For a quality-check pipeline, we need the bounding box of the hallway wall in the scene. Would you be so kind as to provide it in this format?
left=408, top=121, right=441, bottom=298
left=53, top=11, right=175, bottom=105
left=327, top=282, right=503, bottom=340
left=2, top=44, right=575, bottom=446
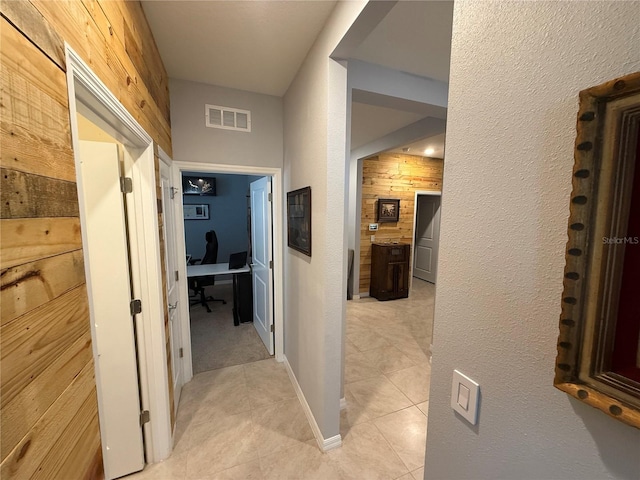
left=283, top=0, right=367, bottom=443
left=170, top=79, right=283, bottom=168
left=0, top=1, right=171, bottom=478
left=425, top=2, right=640, bottom=479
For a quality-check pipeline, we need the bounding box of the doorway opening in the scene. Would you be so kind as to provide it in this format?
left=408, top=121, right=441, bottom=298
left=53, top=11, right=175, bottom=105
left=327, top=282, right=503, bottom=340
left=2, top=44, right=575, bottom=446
left=170, top=161, right=285, bottom=387
left=66, top=46, right=172, bottom=478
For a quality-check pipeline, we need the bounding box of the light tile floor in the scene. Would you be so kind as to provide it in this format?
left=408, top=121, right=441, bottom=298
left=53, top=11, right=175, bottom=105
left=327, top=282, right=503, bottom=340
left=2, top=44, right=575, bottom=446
left=128, top=279, right=434, bottom=480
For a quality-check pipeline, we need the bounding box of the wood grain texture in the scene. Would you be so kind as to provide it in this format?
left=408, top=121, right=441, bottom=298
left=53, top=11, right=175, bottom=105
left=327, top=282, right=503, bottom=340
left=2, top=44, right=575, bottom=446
left=0, top=1, right=66, bottom=69
left=0, top=249, right=85, bottom=326
left=359, top=153, right=443, bottom=294
left=0, top=18, right=75, bottom=182
left=0, top=217, right=82, bottom=269
left=0, top=362, right=97, bottom=479
left=1, top=285, right=89, bottom=409
left=0, top=1, right=173, bottom=475
left=31, top=388, right=100, bottom=480
left=1, top=168, right=79, bottom=219
left=2, top=331, right=92, bottom=462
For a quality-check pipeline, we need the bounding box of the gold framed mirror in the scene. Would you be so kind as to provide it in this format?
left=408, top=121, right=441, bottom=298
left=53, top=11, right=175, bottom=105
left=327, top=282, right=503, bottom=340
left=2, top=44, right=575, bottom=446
left=555, top=71, right=640, bottom=429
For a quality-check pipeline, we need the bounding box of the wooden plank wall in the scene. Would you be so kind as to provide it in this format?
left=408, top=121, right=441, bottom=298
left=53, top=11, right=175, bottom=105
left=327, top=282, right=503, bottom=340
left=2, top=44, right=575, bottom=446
left=359, top=153, right=444, bottom=294
left=0, top=1, right=172, bottom=478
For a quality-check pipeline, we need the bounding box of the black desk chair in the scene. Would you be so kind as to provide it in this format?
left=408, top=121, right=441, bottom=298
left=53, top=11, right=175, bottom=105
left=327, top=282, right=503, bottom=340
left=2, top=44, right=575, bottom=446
left=189, top=230, right=226, bottom=312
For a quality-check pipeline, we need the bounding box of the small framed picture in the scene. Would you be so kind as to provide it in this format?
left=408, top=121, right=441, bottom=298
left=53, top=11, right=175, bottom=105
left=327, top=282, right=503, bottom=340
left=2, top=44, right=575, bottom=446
left=183, top=204, right=209, bottom=220
left=287, top=186, right=311, bottom=256
left=377, top=199, right=400, bottom=223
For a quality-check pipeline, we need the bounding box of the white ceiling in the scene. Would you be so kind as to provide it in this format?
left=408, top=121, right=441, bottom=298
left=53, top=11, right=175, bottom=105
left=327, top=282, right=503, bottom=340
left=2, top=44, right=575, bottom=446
left=352, top=1, right=453, bottom=82
left=350, top=102, right=425, bottom=150
left=142, top=1, right=337, bottom=96
left=388, top=132, right=446, bottom=159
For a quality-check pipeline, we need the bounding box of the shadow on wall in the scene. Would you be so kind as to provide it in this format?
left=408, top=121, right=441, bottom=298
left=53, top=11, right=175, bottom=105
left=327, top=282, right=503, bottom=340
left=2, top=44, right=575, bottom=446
left=569, top=397, right=640, bottom=478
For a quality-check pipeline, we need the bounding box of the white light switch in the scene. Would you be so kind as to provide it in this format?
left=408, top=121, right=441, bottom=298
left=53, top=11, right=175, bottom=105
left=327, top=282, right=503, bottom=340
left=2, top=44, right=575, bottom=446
left=451, top=370, right=479, bottom=425
left=457, top=384, right=470, bottom=410
left=370, top=235, right=376, bottom=242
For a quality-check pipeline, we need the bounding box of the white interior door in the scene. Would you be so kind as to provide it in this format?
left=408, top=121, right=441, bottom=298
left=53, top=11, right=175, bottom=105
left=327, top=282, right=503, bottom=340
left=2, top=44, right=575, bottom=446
left=413, top=195, right=442, bottom=283
left=250, top=177, right=274, bottom=354
left=79, top=140, right=144, bottom=479
left=160, top=158, right=183, bottom=416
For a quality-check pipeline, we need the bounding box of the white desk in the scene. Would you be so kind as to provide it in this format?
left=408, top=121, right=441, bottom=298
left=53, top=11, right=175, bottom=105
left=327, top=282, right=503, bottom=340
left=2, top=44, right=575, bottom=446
left=187, top=263, right=251, bottom=325
left=186, top=262, right=250, bottom=278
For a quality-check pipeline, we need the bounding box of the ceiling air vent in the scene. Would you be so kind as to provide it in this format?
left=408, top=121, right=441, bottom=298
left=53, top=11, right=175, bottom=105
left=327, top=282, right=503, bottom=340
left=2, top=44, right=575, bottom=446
left=205, top=104, right=251, bottom=132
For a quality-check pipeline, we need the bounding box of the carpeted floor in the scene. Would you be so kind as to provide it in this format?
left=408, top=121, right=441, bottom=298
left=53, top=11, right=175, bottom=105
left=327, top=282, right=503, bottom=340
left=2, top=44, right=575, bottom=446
left=189, top=283, right=271, bottom=374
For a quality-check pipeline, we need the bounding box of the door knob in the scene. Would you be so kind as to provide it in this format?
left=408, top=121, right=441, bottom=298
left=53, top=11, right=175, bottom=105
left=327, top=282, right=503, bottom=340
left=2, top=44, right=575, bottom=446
left=168, top=302, right=178, bottom=311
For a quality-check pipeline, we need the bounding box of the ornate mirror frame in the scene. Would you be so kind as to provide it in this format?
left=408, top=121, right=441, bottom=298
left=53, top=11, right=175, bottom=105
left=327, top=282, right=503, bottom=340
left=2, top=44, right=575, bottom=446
left=555, top=72, right=640, bottom=429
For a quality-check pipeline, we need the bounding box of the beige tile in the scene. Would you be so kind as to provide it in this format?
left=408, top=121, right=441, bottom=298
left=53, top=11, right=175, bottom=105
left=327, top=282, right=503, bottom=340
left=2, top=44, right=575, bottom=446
left=386, top=365, right=431, bottom=404
left=251, top=398, right=314, bottom=457
left=185, top=411, right=258, bottom=478
left=416, top=401, right=429, bottom=416
left=345, top=375, right=412, bottom=421
left=345, top=352, right=381, bottom=383
left=127, top=451, right=187, bottom=480
left=328, top=421, right=409, bottom=480
left=194, top=379, right=252, bottom=422
left=345, top=338, right=359, bottom=355
left=260, top=440, right=342, bottom=480
left=340, top=389, right=373, bottom=432
left=361, top=345, right=416, bottom=373
left=373, top=407, right=427, bottom=471
left=396, top=475, right=414, bottom=480
left=347, top=329, right=391, bottom=352
left=209, top=460, right=263, bottom=480
left=190, top=365, right=246, bottom=391
left=411, top=466, right=425, bottom=480
left=244, top=359, right=297, bottom=408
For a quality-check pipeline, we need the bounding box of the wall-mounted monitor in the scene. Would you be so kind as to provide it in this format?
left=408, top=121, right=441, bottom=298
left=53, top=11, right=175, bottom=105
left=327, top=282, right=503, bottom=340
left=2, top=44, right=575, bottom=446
left=182, top=175, right=216, bottom=196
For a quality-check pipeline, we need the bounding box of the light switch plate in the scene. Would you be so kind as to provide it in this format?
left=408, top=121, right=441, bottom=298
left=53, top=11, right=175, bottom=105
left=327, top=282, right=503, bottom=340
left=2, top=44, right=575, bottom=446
left=451, top=370, right=480, bottom=425
left=369, top=223, right=379, bottom=231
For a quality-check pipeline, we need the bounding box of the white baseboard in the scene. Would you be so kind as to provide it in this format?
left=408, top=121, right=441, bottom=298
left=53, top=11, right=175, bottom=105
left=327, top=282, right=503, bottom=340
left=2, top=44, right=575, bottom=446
left=352, top=294, right=361, bottom=300
left=340, top=397, right=347, bottom=410
left=283, top=356, right=342, bottom=452
left=358, top=292, right=369, bottom=298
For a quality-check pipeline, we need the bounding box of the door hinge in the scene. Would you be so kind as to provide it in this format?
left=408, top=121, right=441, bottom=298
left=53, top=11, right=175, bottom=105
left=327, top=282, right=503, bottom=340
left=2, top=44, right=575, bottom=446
left=174, top=270, right=179, bottom=281
left=140, top=410, right=150, bottom=426
left=268, top=192, right=272, bottom=202
left=179, top=347, right=184, bottom=358
left=170, top=186, right=179, bottom=199
left=130, top=299, right=142, bottom=315
left=269, top=260, right=273, bottom=269
left=270, top=324, right=274, bottom=333
left=120, top=177, right=133, bottom=193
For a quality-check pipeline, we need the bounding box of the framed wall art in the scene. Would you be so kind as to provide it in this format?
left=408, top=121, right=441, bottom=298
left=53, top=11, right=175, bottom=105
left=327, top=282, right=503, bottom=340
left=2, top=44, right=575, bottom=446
left=183, top=204, right=209, bottom=220
left=182, top=175, right=216, bottom=196
left=555, top=71, right=640, bottom=428
left=377, top=198, right=400, bottom=223
left=287, top=186, right=311, bottom=256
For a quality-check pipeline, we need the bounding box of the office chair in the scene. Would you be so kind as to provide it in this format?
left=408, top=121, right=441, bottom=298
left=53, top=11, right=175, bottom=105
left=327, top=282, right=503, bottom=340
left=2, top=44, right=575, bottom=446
left=189, top=230, right=227, bottom=312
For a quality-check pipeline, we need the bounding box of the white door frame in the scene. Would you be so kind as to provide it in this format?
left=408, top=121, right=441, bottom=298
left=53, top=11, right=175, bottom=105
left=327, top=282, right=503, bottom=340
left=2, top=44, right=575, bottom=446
left=158, top=148, right=184, bottom=417
left=66, top=45, right=172, bottom=464
left=172, top=161, right=285, bottom=384
left=411, top=190, right=442, bottom=287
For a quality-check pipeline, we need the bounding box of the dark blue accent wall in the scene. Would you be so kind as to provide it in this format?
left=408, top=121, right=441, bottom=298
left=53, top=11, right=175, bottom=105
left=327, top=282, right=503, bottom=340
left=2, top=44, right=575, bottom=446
left=183, top=173, right=264, bottom=265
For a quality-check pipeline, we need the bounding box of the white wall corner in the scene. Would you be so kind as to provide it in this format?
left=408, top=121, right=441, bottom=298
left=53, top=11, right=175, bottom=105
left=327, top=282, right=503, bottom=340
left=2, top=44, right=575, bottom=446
left=283, top=356, right=343, bottom=452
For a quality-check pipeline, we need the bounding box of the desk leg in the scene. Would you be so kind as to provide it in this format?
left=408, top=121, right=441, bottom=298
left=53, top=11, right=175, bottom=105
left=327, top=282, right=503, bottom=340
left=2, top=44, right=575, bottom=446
left=232, top=273, right=240, bottom=326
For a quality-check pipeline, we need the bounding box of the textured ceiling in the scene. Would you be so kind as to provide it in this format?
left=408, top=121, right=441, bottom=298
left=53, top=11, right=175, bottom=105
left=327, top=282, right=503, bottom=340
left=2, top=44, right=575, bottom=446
left=142, top=1, right=337, bottom=96
left=352, top=1, right=453, bottom=82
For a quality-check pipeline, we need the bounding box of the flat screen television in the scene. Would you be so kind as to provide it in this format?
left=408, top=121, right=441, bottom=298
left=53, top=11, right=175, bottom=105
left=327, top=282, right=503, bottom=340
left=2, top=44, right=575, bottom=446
left=182, top=175, right=216, bottom=196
